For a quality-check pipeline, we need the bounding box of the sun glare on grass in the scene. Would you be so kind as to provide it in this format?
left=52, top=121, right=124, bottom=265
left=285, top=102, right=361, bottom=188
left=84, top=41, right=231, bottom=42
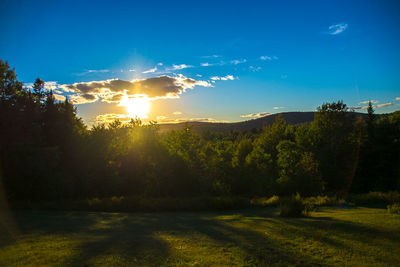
left=120, top=95, right=150, bottom=119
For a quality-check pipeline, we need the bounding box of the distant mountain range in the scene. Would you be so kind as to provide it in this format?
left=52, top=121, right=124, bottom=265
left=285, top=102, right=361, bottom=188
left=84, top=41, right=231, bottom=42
left=158, top=111, right=379, bottom=133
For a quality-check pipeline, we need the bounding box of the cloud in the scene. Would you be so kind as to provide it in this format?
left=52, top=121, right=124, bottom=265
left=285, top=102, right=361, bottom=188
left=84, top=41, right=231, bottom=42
left=231, top=59, right=247, bottom=65
left=129, top=69, right=135, bottom=72
left=249, top=66, right=261, bottom=72
left=25, top=81, right=59, bottom=90
left=273, top=107, right=284, bottom=110
left=376, top=102, right=393, bottom=108
left=54, top=94, right=66, bottom=101
left=201, top=55, right=221, bottom=58
left=142, top=67, right=157, bottom=73
left=210, top=75, right=235, bottom=81
left=156, top=117, right=228, bottom=124
left=360, top=100, right=378, bottom=104
left=351, top=102, right=394, bottom=110
left=260, top=56, right=272, bottom=61
left=260, top=55, right=278, bottom=61
left=201, top=62, right=213, bottom=67
left=88, top=69, right=109, bottom=73
left=170, top=64, right=193, bottom=70
left=328, top=23, right=348, bottom=35
left=240, top=112, right=271, bottom=118
left=173, top=111, right=182, bottom=115
left=59, top=75, right=212, bottom=104
left=95, top=113, right=132, bottom=124
left=75, top=69, right=110, bottom=76
left=396, top=97, right=400, bottom=101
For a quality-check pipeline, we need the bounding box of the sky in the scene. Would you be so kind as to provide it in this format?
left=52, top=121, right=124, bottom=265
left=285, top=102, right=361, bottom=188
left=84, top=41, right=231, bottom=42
left=1, top=0, right=399, bottom=125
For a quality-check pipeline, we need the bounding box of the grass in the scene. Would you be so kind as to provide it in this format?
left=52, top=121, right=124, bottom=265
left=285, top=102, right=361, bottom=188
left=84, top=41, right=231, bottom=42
left=1, top=207, right=399, bottom=266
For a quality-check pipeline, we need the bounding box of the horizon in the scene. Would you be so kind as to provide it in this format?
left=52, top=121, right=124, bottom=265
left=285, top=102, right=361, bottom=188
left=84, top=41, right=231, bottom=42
left=1, top=0, right=399, bottom=126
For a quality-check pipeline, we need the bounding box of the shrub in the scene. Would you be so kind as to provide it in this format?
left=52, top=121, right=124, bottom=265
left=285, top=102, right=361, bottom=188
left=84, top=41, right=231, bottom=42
left=279, top=194, right=307, bottom=217
left=303, top=195, right=345, bottom=207
left=387, top=203, right=400, bottom=214
left=251, top=195, right=280, bottom=207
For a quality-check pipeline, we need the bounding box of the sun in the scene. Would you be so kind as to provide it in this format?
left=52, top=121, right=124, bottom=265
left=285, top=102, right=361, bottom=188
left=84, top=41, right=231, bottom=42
left=120, top=95, right=150, bottom=119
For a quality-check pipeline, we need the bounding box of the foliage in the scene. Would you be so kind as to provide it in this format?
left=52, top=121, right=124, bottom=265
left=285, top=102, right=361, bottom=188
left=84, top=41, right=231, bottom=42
left=279, top=193, right=308, bottom=217
left=387, top=203, right=400, bottom=214
left=251, top=195, right=280, bottom=207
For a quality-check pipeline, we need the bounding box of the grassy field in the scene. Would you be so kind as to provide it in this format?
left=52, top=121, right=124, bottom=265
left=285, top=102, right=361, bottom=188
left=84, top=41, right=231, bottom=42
left=0, top=207, right=399, bottom=266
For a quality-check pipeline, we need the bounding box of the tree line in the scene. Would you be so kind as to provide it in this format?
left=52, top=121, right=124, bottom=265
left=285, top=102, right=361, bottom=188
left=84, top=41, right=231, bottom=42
left=1, top=59, right=399, bottom=202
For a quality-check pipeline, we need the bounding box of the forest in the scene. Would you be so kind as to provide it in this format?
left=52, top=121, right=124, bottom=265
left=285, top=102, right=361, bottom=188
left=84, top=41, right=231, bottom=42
left=1, top=59, right=399, bottom=203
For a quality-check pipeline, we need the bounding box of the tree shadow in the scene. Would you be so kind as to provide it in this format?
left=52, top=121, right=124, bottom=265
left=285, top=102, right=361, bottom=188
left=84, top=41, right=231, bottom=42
left=3, top=208, right=399, bottom=266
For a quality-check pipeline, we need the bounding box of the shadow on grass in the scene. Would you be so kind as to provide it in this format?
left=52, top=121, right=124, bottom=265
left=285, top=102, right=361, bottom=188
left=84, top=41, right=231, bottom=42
left=2, top=208, right=399, bottom=266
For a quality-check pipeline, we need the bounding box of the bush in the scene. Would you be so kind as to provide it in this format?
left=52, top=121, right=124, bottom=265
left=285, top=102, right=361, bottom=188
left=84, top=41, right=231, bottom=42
left=303, top=195, right=345, bottom=207
left=279, top=194, right=308, bottom=217
left=251, top=195, right=280, bottom=207
left=387, top=203, right=400, bottom=214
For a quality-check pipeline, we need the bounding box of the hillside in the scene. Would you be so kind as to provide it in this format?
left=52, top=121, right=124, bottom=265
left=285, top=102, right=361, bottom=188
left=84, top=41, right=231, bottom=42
left=159, top=112, right=314, bottom=133
left=158, top=111, right=378, bottom=133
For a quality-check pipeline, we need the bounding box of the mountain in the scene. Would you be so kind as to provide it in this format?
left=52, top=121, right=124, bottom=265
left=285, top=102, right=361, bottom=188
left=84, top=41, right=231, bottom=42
left=158, top=111, right=379, bottom=133
left=158, top=112, right=315, bottom=133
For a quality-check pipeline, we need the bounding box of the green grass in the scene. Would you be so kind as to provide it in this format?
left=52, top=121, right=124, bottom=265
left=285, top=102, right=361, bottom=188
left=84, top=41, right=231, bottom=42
left=1, top=207, right=399, bottom=266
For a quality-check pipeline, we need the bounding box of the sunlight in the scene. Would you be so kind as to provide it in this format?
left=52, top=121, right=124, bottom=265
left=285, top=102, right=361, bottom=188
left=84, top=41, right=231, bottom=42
left=120, top=95, right=150, bottom=119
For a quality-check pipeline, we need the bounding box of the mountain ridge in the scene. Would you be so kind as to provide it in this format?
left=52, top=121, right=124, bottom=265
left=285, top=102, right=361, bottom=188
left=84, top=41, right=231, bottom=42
left=158, top=111, right=388, bottom=133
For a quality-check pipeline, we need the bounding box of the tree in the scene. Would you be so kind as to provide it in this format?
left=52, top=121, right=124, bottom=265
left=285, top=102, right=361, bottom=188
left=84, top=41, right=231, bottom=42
left=276, top=140, right=323, bottom=196
left=310, top=100, right=360, bottom=195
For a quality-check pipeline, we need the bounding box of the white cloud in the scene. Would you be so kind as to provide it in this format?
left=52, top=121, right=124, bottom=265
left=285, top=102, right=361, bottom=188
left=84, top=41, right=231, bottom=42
left=88, top=69, right=109, bottom=73
left=328, top=23, right=348, bottom=35
left=171, top=64, right=193, bottom=70
left=129, top=69, right=135, bottom=72
left=210, top=75, right=235, bottom=81
left=273, top=107, right=284, bottom=110
left=376, top=102, right=393, bottom=108
left=249, top=66, right=261, bottom=72
left=157, top=62, right=163, bottom=66
left=351, top=102, right=394, bottom=110
left=157, top=117, right=228, bottom=123
left=260, top=55, right=278, bottom=61
left=395, top=97, right=400, bottom=101
left=201, top=62, right=213, bottom=67
left=240, top=112, right=271, bottom=118
left=54, top=94, right=66, bottom=101
left=173, top=111, right=182, bottom=115
left=142, top=67, right=157, bottom=73
left=360, top=100, right=378, bottom=104
left=260, top=56, right=272, bottom=60
left=201, top=55, right=221, bottom=58
left=231, top=59, right=247, bottom=65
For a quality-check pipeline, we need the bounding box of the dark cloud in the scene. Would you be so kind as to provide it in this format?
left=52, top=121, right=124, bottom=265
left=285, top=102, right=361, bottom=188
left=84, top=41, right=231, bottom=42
left=60, top=75, right=211, bottom=104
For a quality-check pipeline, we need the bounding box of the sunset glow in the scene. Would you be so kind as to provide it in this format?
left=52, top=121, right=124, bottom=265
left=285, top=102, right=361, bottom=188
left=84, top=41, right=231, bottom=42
left=120, top=95, right=150, bottom=119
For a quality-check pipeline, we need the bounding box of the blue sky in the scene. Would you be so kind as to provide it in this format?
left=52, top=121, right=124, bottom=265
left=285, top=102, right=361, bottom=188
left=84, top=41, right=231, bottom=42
left=1, top=0, right=399, bottom=125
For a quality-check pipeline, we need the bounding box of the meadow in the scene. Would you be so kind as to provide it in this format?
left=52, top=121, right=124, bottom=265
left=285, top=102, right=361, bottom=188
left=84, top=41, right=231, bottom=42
left=1, top=207, right=399, bottom=266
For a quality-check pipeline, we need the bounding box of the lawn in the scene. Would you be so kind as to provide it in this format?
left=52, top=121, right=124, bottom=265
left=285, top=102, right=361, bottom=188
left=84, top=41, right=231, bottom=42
left=0, top=207, right=399, bottom=266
